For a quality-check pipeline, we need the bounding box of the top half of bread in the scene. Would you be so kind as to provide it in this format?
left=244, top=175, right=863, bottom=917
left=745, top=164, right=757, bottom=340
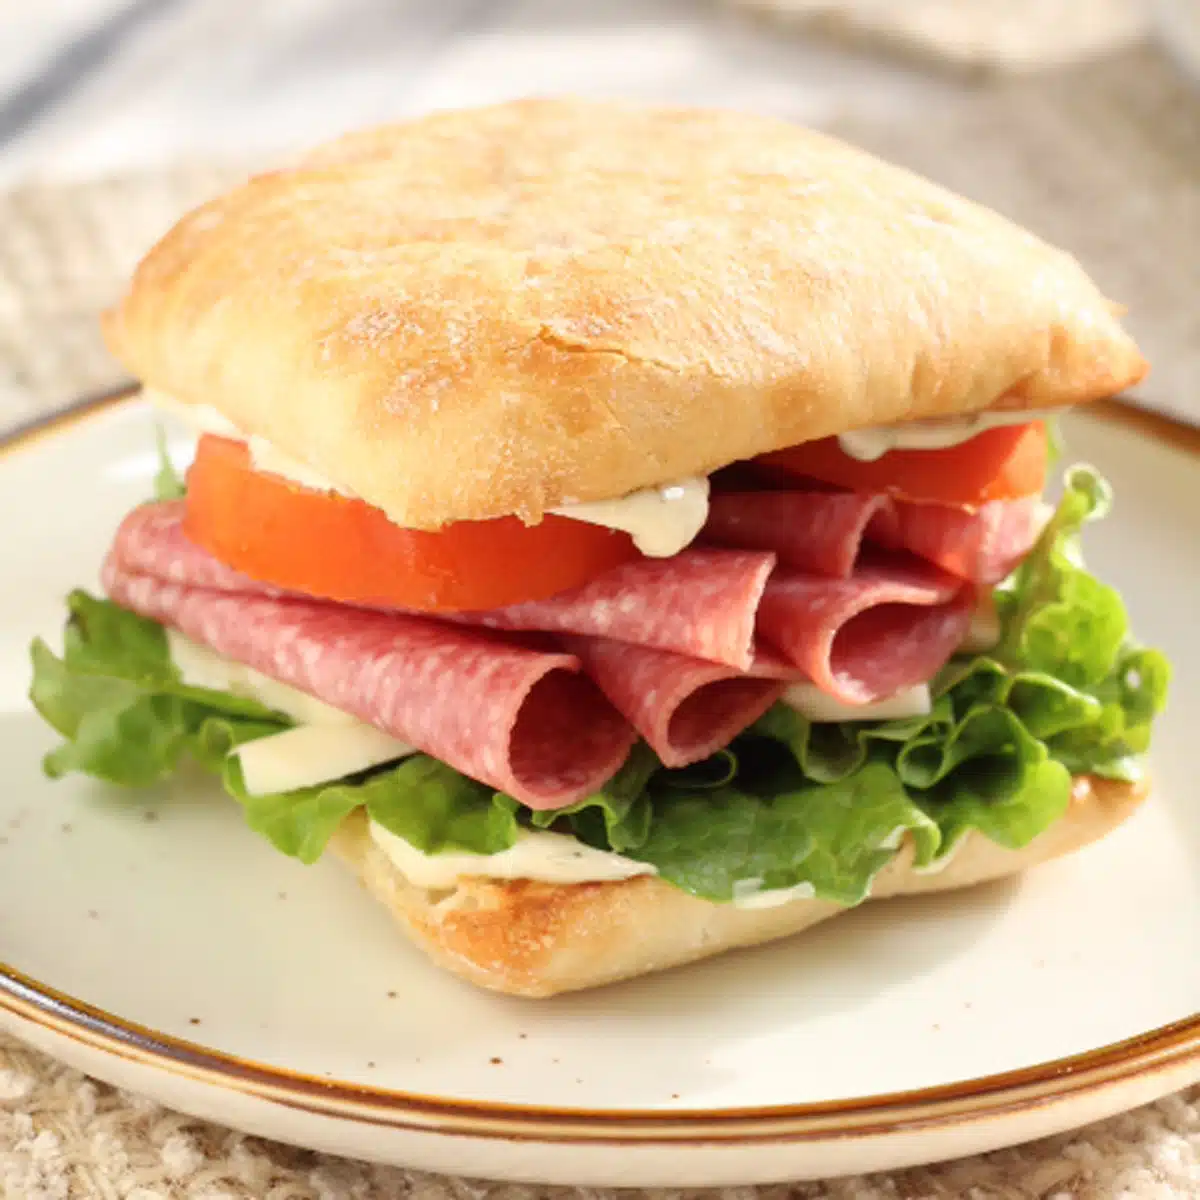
left=103, top=98, right=1147, bottom=530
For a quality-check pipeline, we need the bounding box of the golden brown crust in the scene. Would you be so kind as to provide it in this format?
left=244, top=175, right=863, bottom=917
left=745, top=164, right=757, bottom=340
left=328, top=774, right=1148, bottom=997
left=104, top=99, right=1145, bottom=529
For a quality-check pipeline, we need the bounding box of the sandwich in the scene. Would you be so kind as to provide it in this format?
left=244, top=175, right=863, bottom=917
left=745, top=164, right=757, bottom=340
left=30, top=98, right=1169, bottom=997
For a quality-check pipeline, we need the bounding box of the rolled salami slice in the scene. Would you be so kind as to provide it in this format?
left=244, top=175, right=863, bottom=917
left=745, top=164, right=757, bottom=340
left=706, top=490, right=1044, bottom=585
left=455, top=548, right=774, bottom=670
left=705, top=491, right=889, bottom=577
left=756, top=553, right=973, bottom=704
left=102, top=558, right=636, bottom=810
left=562, top=635, right=786, bottom=768
left=867, top=495, right=1049, bottom=585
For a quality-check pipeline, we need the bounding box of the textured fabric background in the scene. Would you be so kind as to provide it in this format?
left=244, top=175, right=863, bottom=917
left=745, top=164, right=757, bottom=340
left=729, top=0, right=1147, bottom=72
left=2, top=38, right=1199, bottom=1200
left=1, top=1031, right=1199, bottom=1200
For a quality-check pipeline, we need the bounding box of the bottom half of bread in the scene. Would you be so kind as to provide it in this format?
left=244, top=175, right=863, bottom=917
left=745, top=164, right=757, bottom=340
left=328, top=774, right=1147, bottom=997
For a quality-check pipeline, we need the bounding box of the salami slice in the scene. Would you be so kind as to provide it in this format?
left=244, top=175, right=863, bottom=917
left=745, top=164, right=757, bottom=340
left=748, top=645, right=809, bottom=680
left=111, top=501, right=276, bottom=594
left=867, top=496, right=1049, bottom=585
left=705, top=489, right=1044, bottom=585
left=454, top=549, right=774, bottom=670
left=102, top=558, right=636, bottom=810
left=562, top=636, right=786, bottom=768
left=756, top=553, right=973, bottom=704
left=705, top=492, right=889, bottom=577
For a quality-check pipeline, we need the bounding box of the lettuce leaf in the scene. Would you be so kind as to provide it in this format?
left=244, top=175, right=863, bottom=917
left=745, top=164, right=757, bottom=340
left=29, top=464, right=1168, bottom=908
left=526, top=742, right=934, bottom=903
left=30, top=591, right=286, bottom=786
left=225, top=754, right=520, bottom=864
left=633, top=762, right=937, bottom=906
left=751, top=700, right=939, bottom=784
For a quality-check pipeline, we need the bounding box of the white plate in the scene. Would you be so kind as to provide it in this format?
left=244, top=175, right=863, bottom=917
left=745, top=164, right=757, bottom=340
left=1, top=393, right=1198, bottom=1187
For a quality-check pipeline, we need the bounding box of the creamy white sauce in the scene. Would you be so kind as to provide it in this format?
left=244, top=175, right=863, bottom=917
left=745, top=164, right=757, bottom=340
left=549, top=477, right=710, bottom=558
left=782, top=682, right=933, bottom=723
left=149, top=392, right=356, bottom=497
left=368, top=822, right=656, bottom=888
left=837, top=408, right=1059, bottom=462
left=150, top=390, right=708, bottom=557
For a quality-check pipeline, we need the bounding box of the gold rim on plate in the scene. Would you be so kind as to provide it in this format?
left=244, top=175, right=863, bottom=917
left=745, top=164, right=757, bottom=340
left=1, top=387, right=1196, bottom=1144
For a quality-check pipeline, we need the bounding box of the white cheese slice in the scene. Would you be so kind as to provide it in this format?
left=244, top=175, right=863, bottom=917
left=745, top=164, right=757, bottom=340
left=368, top=822, right=656, bottom=888
left=168, top=629, right=358, bottom=726
left=782, top=682, right=933, bottom=723
left=234, top=724, right=416, bottom=796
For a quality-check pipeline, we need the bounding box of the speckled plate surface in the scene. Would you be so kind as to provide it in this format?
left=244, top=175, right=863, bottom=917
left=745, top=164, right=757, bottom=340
left=0, top=393, right=1197, bottom=1186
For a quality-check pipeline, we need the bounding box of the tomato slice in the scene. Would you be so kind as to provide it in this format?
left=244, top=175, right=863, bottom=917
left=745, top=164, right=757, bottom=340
left=758, top=422, right=1048, bottom=507
left=183, top=436, right=641, bottom=611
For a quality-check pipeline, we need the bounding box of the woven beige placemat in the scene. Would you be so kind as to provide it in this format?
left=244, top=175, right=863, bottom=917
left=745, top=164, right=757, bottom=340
left=0, top=163, right=241, bottom=426
left=728, top=0, right=1147, bottom=72
left=2, top=44, right=1199, bottom=1200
